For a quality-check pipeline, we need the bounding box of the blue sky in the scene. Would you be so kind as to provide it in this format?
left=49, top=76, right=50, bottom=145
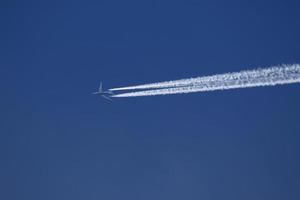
left=1, top=1, right=300, bottom=199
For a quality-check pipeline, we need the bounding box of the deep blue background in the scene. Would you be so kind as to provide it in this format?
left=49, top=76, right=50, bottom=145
left=1, top=0, right=300, bottom=199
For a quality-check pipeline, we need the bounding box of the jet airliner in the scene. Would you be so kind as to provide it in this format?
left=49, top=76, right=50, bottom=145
left=93, top=82, right=113, bottom=101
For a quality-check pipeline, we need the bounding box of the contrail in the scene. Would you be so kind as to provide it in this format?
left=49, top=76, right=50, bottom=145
left=111, top=64, right=300, bottom=97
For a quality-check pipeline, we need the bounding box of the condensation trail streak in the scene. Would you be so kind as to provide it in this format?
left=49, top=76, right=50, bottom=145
left=111, top=64, right=300, bottom=97
left=110, top=64, right=300, bottom=91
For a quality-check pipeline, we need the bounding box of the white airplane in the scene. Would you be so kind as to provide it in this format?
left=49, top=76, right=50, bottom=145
left=93, top=82, right=113, bottom=101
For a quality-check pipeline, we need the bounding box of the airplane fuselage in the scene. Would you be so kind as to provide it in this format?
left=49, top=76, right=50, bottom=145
left=93, top=91, right=113, bottom=95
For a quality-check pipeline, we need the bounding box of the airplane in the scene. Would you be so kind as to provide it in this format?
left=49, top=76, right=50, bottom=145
left=93, top=82, right=114, bottom=101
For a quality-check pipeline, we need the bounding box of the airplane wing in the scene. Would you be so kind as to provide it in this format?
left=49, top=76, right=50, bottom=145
left=102, top=95, right=113, bottom=101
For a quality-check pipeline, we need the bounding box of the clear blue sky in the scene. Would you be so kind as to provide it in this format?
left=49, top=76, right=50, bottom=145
left=1, top=0, right=300, bottom=199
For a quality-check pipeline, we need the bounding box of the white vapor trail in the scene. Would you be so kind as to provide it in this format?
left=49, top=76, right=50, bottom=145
left=111, top=64, right=300, bottom=97
left=111, top=64, right=300, bottom=91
